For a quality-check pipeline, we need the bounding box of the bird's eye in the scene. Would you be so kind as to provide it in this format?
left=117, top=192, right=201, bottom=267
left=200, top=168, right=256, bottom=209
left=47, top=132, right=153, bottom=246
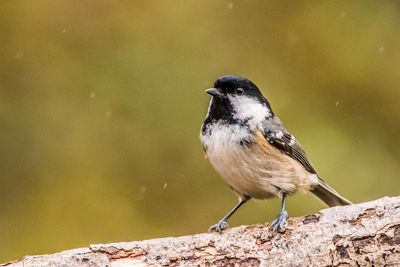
left=235, top=88, right=244, bottom=95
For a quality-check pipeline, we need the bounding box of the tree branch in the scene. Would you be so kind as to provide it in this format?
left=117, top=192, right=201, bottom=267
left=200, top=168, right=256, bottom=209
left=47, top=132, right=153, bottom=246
left=2, top=197, right=400, bottom=266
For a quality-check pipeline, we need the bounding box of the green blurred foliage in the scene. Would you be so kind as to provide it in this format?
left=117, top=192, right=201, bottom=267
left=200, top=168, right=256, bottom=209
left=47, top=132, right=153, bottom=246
left=1, top=0, right=400, bottom=262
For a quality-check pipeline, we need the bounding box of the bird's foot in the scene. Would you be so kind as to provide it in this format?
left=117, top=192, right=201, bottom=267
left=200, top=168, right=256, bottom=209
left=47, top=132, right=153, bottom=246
left=271, top=210, right=288, bottom=231
left=208, top=220, right=229, bottom=233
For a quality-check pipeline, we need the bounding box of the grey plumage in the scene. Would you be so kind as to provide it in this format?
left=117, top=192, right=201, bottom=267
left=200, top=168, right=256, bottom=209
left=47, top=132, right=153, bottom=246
left=311, top=180, right=352, bottom=206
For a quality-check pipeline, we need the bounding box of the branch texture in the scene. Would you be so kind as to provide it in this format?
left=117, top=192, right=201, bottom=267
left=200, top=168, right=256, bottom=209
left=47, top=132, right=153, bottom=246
left=2, top=197, right=400, bottom=266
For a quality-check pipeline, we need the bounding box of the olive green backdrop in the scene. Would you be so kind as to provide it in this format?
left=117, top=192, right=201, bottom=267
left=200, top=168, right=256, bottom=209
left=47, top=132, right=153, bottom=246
left=1, top=0, right=400, bottom=262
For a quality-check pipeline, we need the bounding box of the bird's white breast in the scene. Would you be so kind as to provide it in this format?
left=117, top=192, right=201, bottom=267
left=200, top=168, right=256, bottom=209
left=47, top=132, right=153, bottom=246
left=201, top=122, right=317, bottom=199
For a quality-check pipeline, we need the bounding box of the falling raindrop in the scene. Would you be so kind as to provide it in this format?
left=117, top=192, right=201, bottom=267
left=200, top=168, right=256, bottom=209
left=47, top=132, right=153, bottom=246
left=15, top=51, right=24, bottom=59
left=105, top=110, right=112, bottom=118
left=137, top=186, right=147, bottom=201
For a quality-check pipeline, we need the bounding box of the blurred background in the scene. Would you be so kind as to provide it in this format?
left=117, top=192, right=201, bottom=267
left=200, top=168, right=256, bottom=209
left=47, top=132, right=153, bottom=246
left=1, top=0, right=400, bottom=262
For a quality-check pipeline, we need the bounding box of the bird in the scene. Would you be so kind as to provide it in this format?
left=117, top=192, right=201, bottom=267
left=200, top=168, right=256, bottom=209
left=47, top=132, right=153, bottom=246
left=200, top=75, right=352, bottom=232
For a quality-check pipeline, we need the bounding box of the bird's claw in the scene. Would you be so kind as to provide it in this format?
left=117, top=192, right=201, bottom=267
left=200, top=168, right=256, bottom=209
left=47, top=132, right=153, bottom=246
left=208, top=220, right=229, bottom=233
left=271, top=210, right=288, bottom=231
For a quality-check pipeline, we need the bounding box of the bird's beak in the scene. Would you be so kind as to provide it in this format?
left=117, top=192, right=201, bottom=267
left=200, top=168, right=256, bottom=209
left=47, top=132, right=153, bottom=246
left=205, top=88, right=225, bottom=98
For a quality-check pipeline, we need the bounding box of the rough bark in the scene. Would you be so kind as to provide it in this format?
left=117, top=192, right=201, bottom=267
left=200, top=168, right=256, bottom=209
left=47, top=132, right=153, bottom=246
left=2, top=196, right=400, bottom=266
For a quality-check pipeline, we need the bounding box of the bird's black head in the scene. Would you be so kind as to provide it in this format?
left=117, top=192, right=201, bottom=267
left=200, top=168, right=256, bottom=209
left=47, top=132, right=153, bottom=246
left=206, top=75, right=266, bottom=103
left=203, top=75, right=274, bottom=125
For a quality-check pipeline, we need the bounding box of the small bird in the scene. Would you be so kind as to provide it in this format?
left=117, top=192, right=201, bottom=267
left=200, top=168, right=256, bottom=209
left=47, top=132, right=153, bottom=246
left=200, top=75, right=352, bottom=232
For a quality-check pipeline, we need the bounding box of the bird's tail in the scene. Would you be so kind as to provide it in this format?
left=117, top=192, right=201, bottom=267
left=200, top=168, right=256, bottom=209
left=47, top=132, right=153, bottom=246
left=310, top=178, right=352, bottom=207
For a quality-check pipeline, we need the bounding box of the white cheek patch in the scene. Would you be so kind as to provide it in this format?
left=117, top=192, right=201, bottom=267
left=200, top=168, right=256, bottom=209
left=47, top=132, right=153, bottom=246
left=228, top=95, right=271, bottom=129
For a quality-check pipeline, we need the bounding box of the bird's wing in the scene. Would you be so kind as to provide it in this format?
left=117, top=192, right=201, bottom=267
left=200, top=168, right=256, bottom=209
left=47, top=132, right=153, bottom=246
left=262, top=118, right=317, bottom=174
left=262, top=117, right=353, bottom=206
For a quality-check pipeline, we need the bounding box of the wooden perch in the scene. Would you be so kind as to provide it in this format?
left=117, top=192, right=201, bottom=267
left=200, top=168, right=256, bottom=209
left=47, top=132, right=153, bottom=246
left=2, top=196, right=400, bottom=266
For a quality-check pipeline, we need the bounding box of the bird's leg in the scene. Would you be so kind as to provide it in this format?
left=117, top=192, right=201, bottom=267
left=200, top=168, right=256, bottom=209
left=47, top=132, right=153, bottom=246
left=209, top=196, right=250, bottom=233
left=271, top=193, right=288, bottom=231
